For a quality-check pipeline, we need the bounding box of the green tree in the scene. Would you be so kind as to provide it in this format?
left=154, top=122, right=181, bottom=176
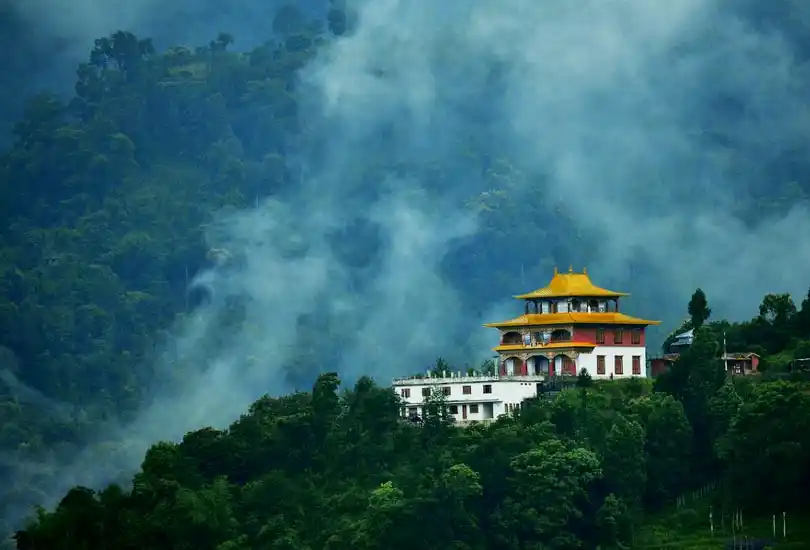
left=430, top=356, right=452, bottom=376
left=707, top=378, right=742, bottom=443
left=718, top=381, right=810, bottom=512
left=497, top=439, right=602, bottom=548
left=756, top=293, right=798, bottom=353
left=422, top=386, right=455, bottom=440
left=601, top=414, right=647, bottom=509
left=795, top=287, right=810, bottom=337
left=346, top=481, right=407, bottom=550
left=479, top=358, right=496, bottom=375
left=310, top=372, right=341, bottom=441
left=595, top=493, right=631, bottom=548
left=629, top=393, right=692, bottom=507
left=688, top=288, right=711, bottom=330
left=657, top=328, right=724, bottom=479
left=429, top=464, right=485, bottom=549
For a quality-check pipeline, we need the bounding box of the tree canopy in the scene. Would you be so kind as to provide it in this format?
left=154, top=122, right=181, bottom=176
left=13, top=364, right=810, bottom=549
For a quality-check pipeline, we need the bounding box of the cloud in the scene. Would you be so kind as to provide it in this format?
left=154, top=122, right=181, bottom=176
left=6, top=0, right=810, bottom=529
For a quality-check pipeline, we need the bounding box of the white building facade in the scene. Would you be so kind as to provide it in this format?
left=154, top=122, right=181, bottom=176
left=501, top=341, right=649, bottom=380
left=393, top=373, right=542, bottom=425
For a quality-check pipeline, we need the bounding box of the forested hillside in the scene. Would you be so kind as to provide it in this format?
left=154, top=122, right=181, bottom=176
left=5, top=0, right=810, bottom=546
left=0, top=5, right=335, bottom=531
left=13, top=305, right=810, bottom=549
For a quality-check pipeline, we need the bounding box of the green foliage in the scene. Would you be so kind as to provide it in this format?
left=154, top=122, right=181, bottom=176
left=13, top=356, right=810, bottom=549
left=0, top=2, right=329, bottom=528
left=688, top=288, right=711, bottom=330
left=717, top=381, right=810, bottom=512
left=9, top=374, right=617, bottom=549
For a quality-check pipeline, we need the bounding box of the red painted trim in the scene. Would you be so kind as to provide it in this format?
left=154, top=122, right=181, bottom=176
left=573, top=326, right=647, bottom=346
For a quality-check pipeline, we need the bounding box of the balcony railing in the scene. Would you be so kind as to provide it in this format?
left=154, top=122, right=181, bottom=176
left=393, top=372, right=546, bottom=385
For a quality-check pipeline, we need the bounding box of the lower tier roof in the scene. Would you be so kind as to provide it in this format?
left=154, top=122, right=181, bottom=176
left=484, top=312, right=660, bottom=329
left=494, top=341, right=596, bottom=352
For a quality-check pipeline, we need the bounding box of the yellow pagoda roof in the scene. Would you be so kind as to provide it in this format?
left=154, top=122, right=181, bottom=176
left=484, top=312, right=661, bottom=329
left=514, top=267, right=629, bottom=299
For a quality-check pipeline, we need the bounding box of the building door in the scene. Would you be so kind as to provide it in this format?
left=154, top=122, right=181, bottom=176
left=564, top=355, right=576, bottom=375
left=555, top=354, right=576, bottom=375
left=462, top=405, right=468, bottom=420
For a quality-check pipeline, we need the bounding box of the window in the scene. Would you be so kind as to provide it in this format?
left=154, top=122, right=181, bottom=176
left=597, top=355, right=606, bottom=375
left=421, top=387, right=431, bottom=397
left=442, top=386, right=451, bottom=396
left=632, top=355, right=641, bottom=375
left=400, top=388, right=411, bottom=398
left=631, top=329, right=641, bottom=345
left=449, top=405, right=458, bottom=414
left=408, top=407, right=417, bottom=415
left=614, top=355, right=624, bottom=375
left=483, top=384, right=492, bottom=394
left=462, top=385, right=472, bottom=395
left=613, top=329, right=623, bottom=345
left=596, top=328, right=605, bottom=344
left=469, top=404, right=479, bottom=414
left=551, top=329, right=572, bottom=342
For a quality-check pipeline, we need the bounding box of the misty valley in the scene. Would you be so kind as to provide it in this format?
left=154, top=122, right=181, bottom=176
left=3, top=0, right=810, bottom=549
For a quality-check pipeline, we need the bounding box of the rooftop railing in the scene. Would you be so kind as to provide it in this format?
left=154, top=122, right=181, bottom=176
left=392, top=371, right=546, bottom=385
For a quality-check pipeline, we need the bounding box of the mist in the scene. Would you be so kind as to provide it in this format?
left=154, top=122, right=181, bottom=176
left=5, top=0, right=810, bottom=530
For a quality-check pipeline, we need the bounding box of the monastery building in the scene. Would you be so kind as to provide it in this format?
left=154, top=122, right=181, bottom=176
left=393, top=266, right=660, bottom=424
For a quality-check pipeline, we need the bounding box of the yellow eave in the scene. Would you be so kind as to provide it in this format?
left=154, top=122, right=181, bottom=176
left=484, top=312, right=662, bottom=329
left=514, top=289, right=630, bottom=299
left=494, top=341, right=597, bottom=352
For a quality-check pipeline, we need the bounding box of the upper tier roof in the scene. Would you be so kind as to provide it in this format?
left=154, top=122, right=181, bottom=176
left=484, top=312, right=661, bottom=329
left=514, top=267, right=629, bottom=299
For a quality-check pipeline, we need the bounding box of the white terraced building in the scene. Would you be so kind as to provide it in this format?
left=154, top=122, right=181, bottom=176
left=392, top=267, right=660, bottom=423
left=393, top=371, right=542, bottom=424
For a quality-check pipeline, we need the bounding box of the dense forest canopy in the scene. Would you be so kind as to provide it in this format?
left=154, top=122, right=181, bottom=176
left=13, top=333, right=810, bottom=549
left=3, top=0, right=810, bottom=545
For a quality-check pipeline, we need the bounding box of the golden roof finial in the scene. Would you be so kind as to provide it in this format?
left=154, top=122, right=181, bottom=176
left=583, top=266, right=588, bottom=274
left=568, top=264, right=573, bottom=273
left=553, top=266, right=558, bottom=275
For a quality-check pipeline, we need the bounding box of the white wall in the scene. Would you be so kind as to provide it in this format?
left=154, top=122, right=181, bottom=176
left=576, top=345, right=647, bottom=379
left=395, top=377, right=539, bottom=422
